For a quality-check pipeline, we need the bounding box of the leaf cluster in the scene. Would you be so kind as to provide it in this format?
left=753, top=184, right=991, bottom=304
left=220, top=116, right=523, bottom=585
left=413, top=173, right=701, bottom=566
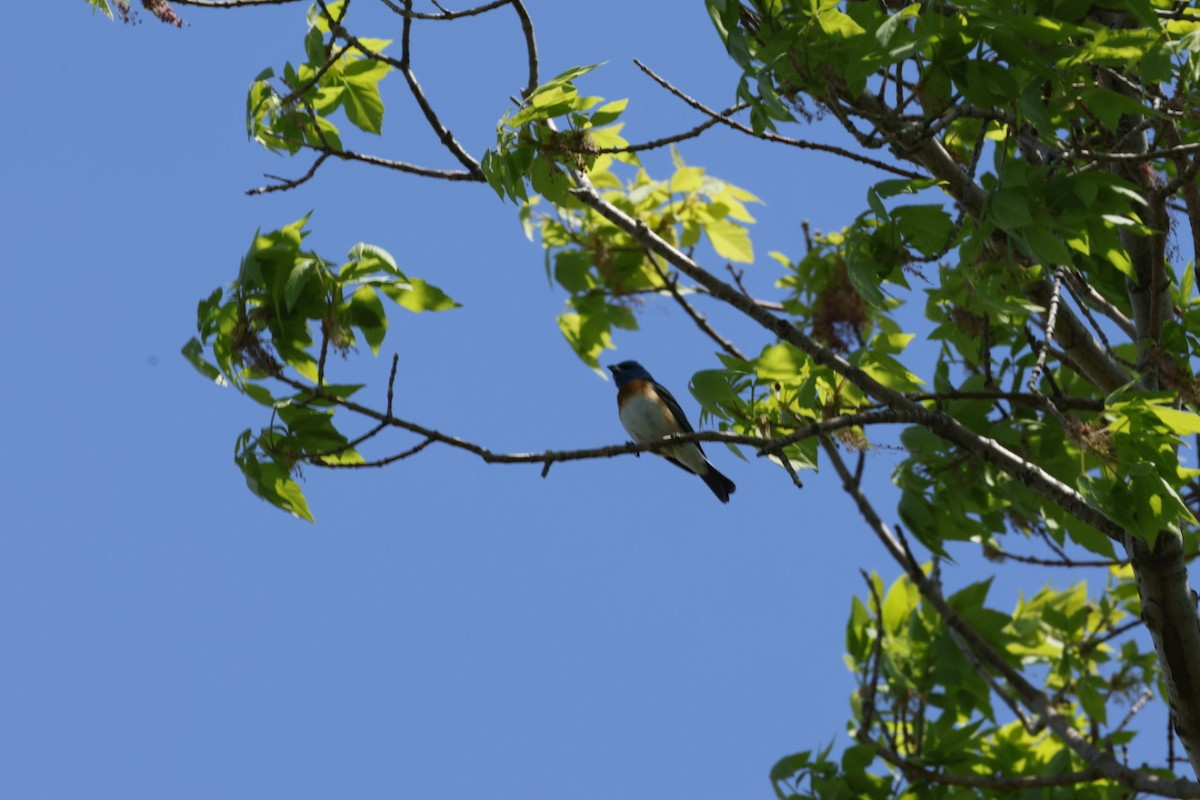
left=183, top=215, right=456, bottom=520
left=247, top=2, right=391, bottom=155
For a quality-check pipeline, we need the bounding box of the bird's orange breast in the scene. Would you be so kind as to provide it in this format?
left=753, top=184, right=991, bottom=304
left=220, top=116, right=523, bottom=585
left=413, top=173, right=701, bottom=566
left=616, top=378, right=656, bottom=408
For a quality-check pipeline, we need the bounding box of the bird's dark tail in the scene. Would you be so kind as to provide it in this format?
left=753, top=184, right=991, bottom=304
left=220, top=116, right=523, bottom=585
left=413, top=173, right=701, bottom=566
left=701, top=466, right=736, bottom=503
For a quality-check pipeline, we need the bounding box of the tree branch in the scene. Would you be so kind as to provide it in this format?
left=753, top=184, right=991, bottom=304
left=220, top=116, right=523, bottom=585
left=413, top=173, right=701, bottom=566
left=268, top=367, right=911, bottom=476
left=645, top=251, right=747, bottom=361
left=867, top=734, right=1102, bottom=792
left=378, top=0, right=511, bottom=20
left=170, top=0, right=302, bottom=6
left=631, top=60, right=927, bottom=181
left=305, top=143, right=481, bottom=180
left=326, top=3, right=484, bottom=178
left=247, top=152, right=330, bottom=195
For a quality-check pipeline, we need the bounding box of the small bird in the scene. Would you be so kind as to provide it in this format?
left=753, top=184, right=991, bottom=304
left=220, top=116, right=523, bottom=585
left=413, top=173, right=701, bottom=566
left=607, top=360, right=736, bottom=503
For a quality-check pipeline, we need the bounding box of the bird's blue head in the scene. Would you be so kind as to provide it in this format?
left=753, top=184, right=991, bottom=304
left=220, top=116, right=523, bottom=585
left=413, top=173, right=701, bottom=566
left=607, top=360, right=654, bottom=387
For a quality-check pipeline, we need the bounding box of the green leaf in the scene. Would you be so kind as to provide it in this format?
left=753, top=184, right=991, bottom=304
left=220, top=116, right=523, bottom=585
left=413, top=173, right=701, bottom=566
left=1079, top=86, right=1151, bottom=131
left=554, top=250, right=592, bottom=293
left=307, top=0, right=345, bottom=32
left=756, top=343, right=810, bottom=384
left=987, top=188, right=1033, bottom=230
left=689, top=369, right=745, bottom=419
left=769, top=752, right=812, bottom=785
left=893, top=204, right=953, bottom=256
left=881, top=576, right=918, bottom=633
left=181, top=337, right=223, bottom=384
left=380, top=278, right=459, bottom=312
left=348, top=285, right=387, bottom=355
left=1144, top=405, right=1200, bottom=435
left=557, top=295, right=636, bottom=369
left=339, top=59, right=390, bottom=134
left=589, top=98, right=628, bottom=127
left=817, top=7, right=866, bottom=38
left=703, top=216, right=753, bottom=263
left=268, top=469, right=315, bottom=522
left=874, top=5, right=919, bottom=47
left=284, top=259, right=318, bottom=311
left=241, top=383, right=277, bottom=407
left=304, top=25, right=327, bottom=67
left=344, top=242, right=404, bottom=279
left=87, top=0, right=114, bottom=20
left=872, top=177, right=939, bottom=199
left=238, top=451, right=315, bottom=523
left=1023, top=225, right=1073, bottom=266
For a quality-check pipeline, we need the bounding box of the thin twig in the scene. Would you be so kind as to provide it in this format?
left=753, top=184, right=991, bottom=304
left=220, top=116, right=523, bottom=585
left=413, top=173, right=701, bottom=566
left=591, top=113, right=730, bottom=155
left=1112, top=689, right=1154, bottom=735
left=331, top=4, right=484, bottom=178
left=171, top=0, right=301, bottom=6
left=631, top=60, right=926, bottom=180
left=646, top=251, right=747, bottom=361
left=314, top=437, right=435, bottom=468
left=247, top=152, right=331, bottom=195
left=1084, top=617, right=1145, bottom=651
left=377, top=0, right=510, bottom=19
left=303, top=143, right=480, bottom=180
left=992, top=549, right=1122, bottom=568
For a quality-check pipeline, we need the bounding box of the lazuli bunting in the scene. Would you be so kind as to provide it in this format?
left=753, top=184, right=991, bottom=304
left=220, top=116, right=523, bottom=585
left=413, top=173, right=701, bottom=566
left=608, top=360, right=736, bottom=503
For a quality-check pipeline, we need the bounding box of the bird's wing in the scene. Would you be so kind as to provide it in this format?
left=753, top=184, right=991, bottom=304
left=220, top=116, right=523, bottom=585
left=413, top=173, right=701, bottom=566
left=651, top=381, right=699, bottom=437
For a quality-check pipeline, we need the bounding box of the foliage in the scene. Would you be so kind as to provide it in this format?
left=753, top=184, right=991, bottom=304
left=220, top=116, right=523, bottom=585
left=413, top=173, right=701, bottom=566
left=182, top=215, right=456, bottom=521
left=96, top=0, right=1200, bottom=796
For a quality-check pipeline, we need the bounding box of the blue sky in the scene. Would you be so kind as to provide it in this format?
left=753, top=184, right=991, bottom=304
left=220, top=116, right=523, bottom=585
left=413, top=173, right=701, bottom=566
left=0, top=2, right=1167, bottom=799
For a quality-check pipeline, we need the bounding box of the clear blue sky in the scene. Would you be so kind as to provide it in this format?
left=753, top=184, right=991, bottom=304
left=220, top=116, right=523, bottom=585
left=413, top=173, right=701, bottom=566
left=0, top=2, right=1165, bottom=799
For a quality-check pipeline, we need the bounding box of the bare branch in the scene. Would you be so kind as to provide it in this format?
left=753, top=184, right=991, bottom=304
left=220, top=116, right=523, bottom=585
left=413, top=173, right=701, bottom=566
left=591, top=112, right=729, bottom=155
left=509, top=0, right=538, bottom=100
left=631, top=60, right=927, bottom=181
left=990, top=549, right=1122, bottom=569
left=171, top=0, right=302, bottom=6
left=378, top=0, right=511, bottom=20
left=646, top=251, right=747, bottom=361
left=270, top=369, right=911, bottom=471
left=375, top=0, right=538, bottom=101
left=326, top=3, right=484, bottom=178
left=303, top=143, right=481, bottom=180
left=1072, top=141, right=1200, bottom=163
left=247, top=152, right=331, bottom=195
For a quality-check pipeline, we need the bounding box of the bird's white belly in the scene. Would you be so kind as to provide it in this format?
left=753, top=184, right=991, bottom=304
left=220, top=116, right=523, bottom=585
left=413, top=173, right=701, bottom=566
left=619, top=395, right=707, bottom=473
left=619, top=394, right=674, bottom=441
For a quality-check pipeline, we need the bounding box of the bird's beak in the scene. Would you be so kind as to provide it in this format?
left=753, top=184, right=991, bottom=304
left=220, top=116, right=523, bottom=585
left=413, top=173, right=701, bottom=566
left=606, top=364, right=618, bottom=375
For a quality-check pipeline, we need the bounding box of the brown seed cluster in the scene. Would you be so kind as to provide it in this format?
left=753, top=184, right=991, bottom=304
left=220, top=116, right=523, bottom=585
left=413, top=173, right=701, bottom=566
left=812, top=260, right=868, bottom=351
left=113, top=0, right=185, bottom=27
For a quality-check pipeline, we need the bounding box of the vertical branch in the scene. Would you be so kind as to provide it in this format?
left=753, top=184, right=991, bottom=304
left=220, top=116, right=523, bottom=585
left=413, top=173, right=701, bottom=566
left=510, top=0, right=538, bottom=99
left=856, top=569, right=887, bottom=744
left=389, top=0, right=485, bottom=177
